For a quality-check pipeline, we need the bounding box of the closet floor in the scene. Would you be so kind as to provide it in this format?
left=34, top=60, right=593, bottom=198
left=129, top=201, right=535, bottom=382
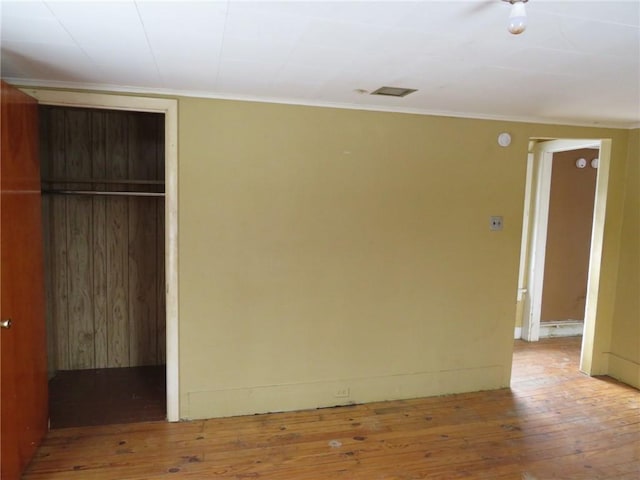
left=49, top=365, right=166, bottom=429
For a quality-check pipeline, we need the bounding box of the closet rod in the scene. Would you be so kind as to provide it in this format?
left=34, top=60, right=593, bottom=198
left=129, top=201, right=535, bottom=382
left=42, top=190, right=165, bottom=198
left=42, top=178, right=165, bottom=185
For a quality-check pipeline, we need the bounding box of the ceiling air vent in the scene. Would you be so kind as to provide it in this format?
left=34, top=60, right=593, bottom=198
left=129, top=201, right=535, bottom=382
left=370, top=86, right=417, bottom=98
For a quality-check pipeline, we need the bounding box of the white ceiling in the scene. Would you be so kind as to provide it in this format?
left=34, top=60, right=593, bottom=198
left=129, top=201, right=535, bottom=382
left=1, top=0, right=639, bottom=127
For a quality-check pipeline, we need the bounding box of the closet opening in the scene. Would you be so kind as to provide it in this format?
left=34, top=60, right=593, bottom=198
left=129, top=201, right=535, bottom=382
left=40, top=105, right=166, bottom=428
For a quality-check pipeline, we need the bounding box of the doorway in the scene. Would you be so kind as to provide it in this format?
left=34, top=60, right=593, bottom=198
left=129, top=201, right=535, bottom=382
left=24, top=88, right=180, bottom=422
left=40, top=105, right=166, bottom=428
left=539, top=147, right=599, bottom=338
left=515, top=138, right=612, bottom=376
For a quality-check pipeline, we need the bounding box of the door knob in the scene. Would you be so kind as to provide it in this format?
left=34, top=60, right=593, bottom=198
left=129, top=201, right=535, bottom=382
left=1, top=318, right=12, bottom=329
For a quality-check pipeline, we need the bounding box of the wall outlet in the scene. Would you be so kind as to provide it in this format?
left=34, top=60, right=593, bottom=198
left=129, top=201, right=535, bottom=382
left=335, top=387, right=350, bottom=398
left=490, top=216, right=503, bottom=231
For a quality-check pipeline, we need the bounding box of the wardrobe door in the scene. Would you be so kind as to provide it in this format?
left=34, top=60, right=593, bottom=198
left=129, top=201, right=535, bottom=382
left=0, top=82, right=48, bottom=480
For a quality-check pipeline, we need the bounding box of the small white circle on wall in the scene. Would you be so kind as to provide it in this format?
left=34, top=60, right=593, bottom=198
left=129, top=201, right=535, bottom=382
left=576, top=158, right=587, bottom=169
left=497, top=133, right=511, bottom=147
left=591, top=158, right=599, bottom=169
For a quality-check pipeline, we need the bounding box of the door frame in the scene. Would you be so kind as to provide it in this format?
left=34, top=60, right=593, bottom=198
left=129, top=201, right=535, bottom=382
left=519, top=138, right=611, bottom=376
left=22, top=88, right=180, bottom=421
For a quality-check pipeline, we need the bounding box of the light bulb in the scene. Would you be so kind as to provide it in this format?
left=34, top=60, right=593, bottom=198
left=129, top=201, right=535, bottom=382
left=508, top=1, right=527, bottom=35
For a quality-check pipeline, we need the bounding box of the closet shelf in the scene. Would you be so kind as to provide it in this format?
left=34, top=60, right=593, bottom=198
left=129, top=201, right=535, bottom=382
left=41, top=179, right=165, bottom=197
left=42, top=189, right=165, bottom=198
left=42, top=178, right=164, bottom=185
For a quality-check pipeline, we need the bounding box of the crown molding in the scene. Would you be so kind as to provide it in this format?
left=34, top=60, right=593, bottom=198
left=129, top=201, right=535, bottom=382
left=5, top=77, right=639, bottom=130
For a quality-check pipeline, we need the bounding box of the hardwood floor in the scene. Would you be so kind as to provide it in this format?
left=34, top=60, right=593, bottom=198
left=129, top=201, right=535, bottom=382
left=24, top=337, right=639, bottom=479
left=48, top=366, right=166, bottom=429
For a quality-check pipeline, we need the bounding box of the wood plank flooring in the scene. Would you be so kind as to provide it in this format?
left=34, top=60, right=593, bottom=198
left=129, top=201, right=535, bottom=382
left=48, top=366, right=166, bottom=429
left=24, top=338, right=639, bottom=479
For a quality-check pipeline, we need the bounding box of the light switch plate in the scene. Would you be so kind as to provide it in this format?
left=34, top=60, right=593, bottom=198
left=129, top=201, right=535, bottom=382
left=490, top=216, right=503, bottom=231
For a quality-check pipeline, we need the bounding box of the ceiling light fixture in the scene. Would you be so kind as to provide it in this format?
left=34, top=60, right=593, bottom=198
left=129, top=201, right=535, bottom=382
left=503, top=0, right=528, bottom=35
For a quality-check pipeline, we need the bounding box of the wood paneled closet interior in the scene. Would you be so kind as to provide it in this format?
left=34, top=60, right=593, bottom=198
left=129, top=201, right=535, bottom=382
left=40, top=105, right=166, bottom=425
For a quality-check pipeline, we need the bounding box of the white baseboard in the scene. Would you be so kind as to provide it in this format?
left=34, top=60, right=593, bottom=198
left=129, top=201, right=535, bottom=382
left=539, top=320, right=584, bottom=338
left=514, top=327, right=522, bottom=339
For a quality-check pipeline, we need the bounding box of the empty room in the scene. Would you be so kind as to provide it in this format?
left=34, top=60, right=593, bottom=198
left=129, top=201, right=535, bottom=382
left=1, top=1, right=638, bottom=479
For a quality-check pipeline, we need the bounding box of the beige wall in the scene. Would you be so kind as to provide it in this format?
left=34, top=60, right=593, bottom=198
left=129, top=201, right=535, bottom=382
left=176, top=96, right=633, bottom=418
left=608, top=129, right=639, bottom=388
left=541, top=149, right=598, bottom=322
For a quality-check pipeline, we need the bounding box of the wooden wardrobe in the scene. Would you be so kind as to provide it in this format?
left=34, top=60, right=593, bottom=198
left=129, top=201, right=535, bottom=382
left=40, top=106, right=165, bottom=374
